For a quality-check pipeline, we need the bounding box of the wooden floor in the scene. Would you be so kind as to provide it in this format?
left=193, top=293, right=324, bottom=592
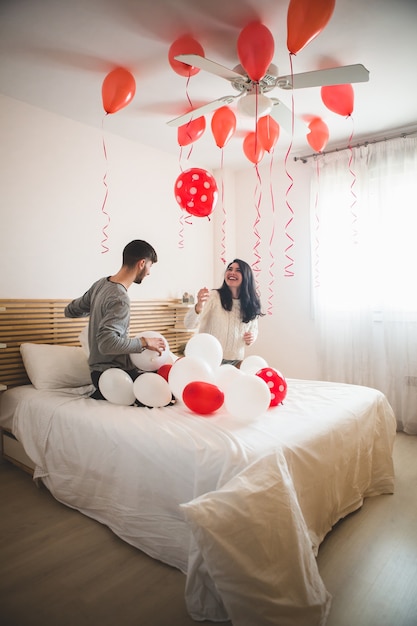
left=1, top=433, right=416, bottom=626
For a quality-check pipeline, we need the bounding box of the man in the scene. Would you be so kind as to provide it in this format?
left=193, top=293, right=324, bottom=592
left=65, top=239, right=166, bottom=400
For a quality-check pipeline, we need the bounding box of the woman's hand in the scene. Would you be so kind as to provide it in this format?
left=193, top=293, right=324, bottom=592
left=243, top=331, right=255, bottom=346
left=195, top=287, right=210, bottom=314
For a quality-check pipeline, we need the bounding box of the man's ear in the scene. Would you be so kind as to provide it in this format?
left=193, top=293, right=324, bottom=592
left=137, top=259, right=146, bottom=270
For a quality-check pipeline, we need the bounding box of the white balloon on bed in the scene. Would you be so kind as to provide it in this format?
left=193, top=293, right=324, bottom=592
left=168, top=356, right=214, bottom=402
left=184, top=333, right=223, bottom=370
left=214, top=363, right=244, bottom=393
left=133, top=373, right=172, bottom=408
left=98, top=368, right=136, bottom=406
left=240, top=354, right=268, bottom=375
left=130, top=331, right=170, bottom=371
left=224, top=373, right=271, bottom=420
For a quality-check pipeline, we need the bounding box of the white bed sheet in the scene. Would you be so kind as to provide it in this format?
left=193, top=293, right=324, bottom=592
left=1, top=379, right=396, bottom=625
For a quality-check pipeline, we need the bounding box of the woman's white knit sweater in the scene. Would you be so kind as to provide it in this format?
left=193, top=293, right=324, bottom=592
left=183, top=290, right=258, bottom=361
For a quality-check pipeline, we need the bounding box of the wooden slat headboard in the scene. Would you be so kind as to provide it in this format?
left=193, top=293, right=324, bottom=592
left=0, top=299, right=194, bottom=389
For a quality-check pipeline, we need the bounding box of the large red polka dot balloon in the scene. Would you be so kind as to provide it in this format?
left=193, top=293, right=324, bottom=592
left=256, top=368, right=287, bottom=407
left=174, top=168, right=218, bottom=217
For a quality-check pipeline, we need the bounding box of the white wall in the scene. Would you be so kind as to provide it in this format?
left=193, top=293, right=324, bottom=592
left=0, top=94, right=214, bottom=301
left=0, top=93, right=319, bottom=380
left=233, top=157, right=319, bottom=379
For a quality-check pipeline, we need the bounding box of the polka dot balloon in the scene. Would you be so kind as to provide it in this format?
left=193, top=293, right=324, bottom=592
left=174, top=168, right=218, bottom=217
left=256, top=367, right=288, bottom=407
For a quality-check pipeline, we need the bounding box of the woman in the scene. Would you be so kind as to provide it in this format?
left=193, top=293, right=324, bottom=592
left=184, top=259, right=264, bottom=365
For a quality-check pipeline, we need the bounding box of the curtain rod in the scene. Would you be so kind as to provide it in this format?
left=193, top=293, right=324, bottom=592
left=293, top=128, right=417, bottom=163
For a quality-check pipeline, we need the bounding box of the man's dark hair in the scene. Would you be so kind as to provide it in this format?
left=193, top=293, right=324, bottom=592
left=122, top=240, right=158, bottom=268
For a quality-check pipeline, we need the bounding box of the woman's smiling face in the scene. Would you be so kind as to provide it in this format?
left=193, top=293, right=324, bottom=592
left=225, top=262, right=243, bottom=291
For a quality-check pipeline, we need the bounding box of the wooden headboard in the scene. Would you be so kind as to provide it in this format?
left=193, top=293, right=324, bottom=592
left=0, top=299, right=193, bottom=389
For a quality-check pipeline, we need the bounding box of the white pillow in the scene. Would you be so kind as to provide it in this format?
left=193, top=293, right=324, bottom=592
left=181, top=450, right=331, bottom=626
left=78, top=325, right=90, bottom=357
left=20, top=343, right=92, bottom=390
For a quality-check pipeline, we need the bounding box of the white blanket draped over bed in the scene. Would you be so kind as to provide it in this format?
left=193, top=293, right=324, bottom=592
left=3, top=379, right=396, bottom=625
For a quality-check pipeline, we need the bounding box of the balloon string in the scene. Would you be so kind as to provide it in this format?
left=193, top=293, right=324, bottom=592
left=186, top=75, right=192, bottom=107
left=347, top=115, right=358, bottom=245
left=220, top=149, right=227, bottom=265
left=178, top=212, right=185, bottom=249
left=284, top=53, right=295, bottom=277
left=100, top=115, right=110, bottom=254
left=177, top=77, right=196, bottom=251
left=252, top=163, right=263, bottom=292
left=185, top=75, right=194, bottom=161
left=267, top=149, right=276, bottom=315
left=313, top=158, right=321, bottom=289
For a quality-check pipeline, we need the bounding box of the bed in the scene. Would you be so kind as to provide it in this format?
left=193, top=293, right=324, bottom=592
left=0, top=299, right=397, bottom=626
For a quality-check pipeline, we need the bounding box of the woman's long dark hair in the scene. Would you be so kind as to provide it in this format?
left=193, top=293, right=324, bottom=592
left=217, top=259, right=264, bottom=323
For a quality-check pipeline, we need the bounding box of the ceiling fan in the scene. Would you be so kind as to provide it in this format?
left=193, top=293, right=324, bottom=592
left=167, top=53, right=369, bottom=135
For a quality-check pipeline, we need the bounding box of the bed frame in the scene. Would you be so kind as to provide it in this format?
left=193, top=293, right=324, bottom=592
left=0, top=298, right=194, bottom=473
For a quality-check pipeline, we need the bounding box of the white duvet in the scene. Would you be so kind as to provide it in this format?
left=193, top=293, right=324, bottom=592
left=4, top=379, right=396, bottom=625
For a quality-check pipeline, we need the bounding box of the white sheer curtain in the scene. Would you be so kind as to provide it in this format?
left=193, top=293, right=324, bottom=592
left=311, top=136, right=417, bottom=434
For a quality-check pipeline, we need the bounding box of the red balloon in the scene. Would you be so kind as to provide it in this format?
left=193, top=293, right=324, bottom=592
left=256, top=368, right=288, bottom=407
left=237, top=22, right=275, bottom=82
left=102, top=68, right=136, bottom=114
left=257, top=115, right=280, bottom=153
left=287, top=0, right=335, bottom=55
left=157, top=364, right=172, bottom=382
left=211, top=106, right=237, bottom=148
left=321, top=84, right=354, bottom=117
left=183, top=381, right=224, bottom=415
left=174, top=168, right=218, bottom=217
left=306, top=117, right=329, bottom=152
left=177, top=116, right=206, bottom=146
left=243, top=132, right=265, bottom=164
left=168, top=36, right=205, bottom=77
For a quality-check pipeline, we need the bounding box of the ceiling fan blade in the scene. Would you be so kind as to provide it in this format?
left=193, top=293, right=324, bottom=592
left=277, top=64, right=370, bottom=90
left=269, top=99, right=308, bottom=137
left=174, top=54, right=247, bottom=82
left=167, top=95, right=238, bottom=127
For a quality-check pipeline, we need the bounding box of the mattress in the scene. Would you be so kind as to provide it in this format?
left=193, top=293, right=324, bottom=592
left=0, top=379, right=396, bottom=625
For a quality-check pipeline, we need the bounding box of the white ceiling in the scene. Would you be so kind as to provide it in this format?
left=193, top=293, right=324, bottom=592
left=1, top=0, right=417, bottom=170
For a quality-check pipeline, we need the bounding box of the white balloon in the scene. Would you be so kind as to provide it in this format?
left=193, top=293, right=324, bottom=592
left=168, top=356, right=214, bottom=401
left=184, top=333, right=223, bottom=370
left=130, top=331, right=170, bottom=372
left=240, top=354, right=268, bottom=375
left=133, top=373, right=172, bottom=408
left=213, top=363, right=243, bottom=393
left=224, top=374, right=270, bottom=420
left=98, top=368, right=136, bottom=405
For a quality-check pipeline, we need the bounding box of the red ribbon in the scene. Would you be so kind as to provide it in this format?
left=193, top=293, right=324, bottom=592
left=284, top=54, right=295, bottom=277
left=252, top=162, right=263, bottom=293
left=347, top=117, right=358, bottom=244
left=101, top=115, right=110, bottom=254
left=313, top=158, right=321, bottom=289
left=267, top=150, right=276, bottom=315
left=219, top=149, right=227, bottom=265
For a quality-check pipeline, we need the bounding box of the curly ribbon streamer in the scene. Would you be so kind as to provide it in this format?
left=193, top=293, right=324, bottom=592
left=284, top=53, right=296, bottom=277
left=178, top=212, right=185, bottom=249
left=177, top=76, right=196, bottom=248
left=267, top=149, right=276, bottom=315
left=347, top=116, right=358, bottom=244
left=184, top=76, right=194, bottom=161
left=220, top=149, right=227, bottom=265
left=101, top=115, right=110, bottom=254
left=252, top=162, right=263, bottom=293
left=313, top=157, right=321, bottom=289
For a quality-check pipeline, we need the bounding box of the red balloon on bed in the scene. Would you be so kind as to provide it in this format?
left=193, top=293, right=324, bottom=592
left=256, top=368, right=288, bottom=407
left=183, top=381, right=224, bottom=416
